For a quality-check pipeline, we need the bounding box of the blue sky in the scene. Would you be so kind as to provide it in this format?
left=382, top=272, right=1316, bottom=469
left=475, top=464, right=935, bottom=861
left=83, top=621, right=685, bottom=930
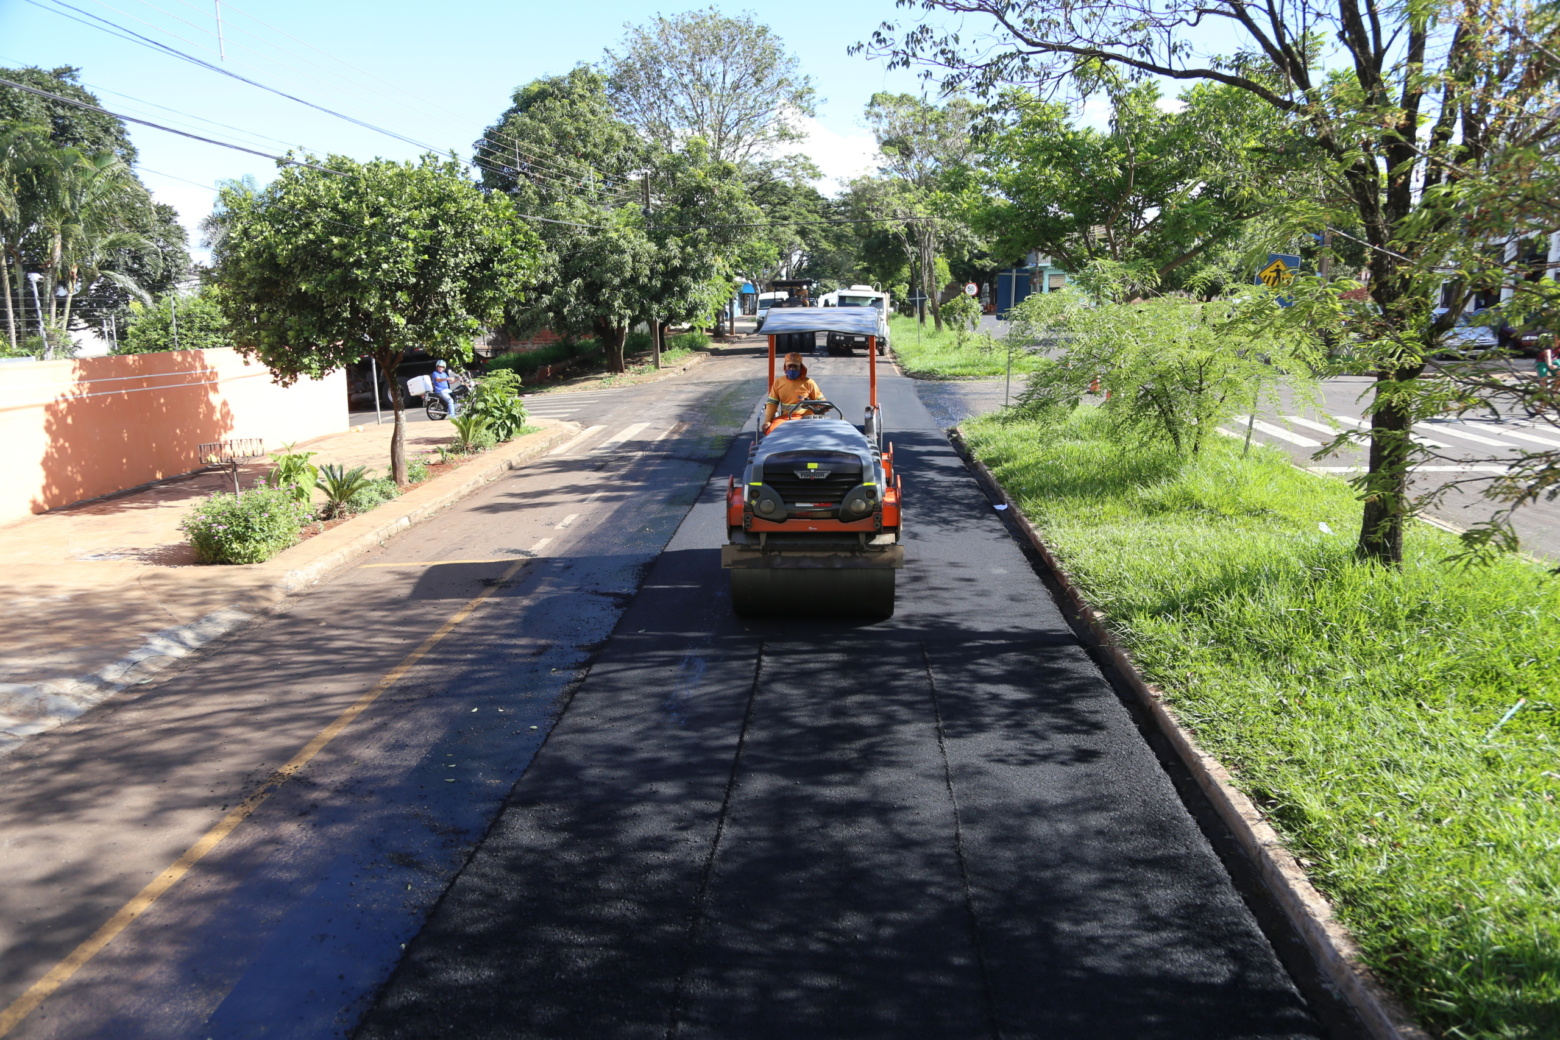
left=1, top=0, right=942, bottom=258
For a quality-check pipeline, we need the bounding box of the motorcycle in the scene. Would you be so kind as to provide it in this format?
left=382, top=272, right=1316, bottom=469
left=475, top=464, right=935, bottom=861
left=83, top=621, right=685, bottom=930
left=424, top=380, right=471, bottom=421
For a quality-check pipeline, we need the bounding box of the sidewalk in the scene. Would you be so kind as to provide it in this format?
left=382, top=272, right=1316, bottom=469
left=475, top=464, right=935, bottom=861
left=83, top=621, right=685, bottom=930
left=0, top=417, right=577, bottom=757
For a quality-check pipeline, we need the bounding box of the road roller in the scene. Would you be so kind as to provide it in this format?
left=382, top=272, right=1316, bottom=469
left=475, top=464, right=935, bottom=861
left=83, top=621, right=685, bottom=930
left=722, top=307, right=904, bottom=618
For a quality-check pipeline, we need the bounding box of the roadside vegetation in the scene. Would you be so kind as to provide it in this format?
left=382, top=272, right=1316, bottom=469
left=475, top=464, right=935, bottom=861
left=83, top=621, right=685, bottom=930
left=887, top=312, right=1044, bottom=379
left=963, top=405, right=1558, bottom=1039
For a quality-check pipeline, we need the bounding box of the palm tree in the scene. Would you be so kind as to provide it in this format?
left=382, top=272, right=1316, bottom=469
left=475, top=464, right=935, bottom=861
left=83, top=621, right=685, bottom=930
left=22, top=147, right=153, bottom=356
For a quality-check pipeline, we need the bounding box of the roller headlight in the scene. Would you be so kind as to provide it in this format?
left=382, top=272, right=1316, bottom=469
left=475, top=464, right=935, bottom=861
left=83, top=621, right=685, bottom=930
left=748, top=484, right=787, bottom=521
left=840, top=484, right=877, bottom=518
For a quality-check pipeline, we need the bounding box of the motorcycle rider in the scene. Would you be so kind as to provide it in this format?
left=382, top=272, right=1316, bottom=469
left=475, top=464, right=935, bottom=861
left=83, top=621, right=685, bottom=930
left=763, top=352, right=826, bottom=425
left=430, top=360, right=460, bottom=419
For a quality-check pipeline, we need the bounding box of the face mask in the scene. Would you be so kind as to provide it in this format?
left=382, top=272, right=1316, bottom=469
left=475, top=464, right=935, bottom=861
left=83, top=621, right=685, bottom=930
left=785, top=367, right=801, bottom=379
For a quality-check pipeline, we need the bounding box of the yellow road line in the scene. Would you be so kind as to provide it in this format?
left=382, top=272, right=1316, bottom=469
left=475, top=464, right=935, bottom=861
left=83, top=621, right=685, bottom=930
left=360, top=559, right=522, bottom=567
left=0, top=555, right=531, bottom=1037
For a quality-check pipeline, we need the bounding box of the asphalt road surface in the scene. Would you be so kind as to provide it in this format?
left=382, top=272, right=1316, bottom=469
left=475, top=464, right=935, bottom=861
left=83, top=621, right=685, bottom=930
left=0, top=344, right=1340, bottom=1039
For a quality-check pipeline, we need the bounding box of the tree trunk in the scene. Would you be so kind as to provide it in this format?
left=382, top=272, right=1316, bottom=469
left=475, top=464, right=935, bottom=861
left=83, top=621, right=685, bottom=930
left=599, top=322, right=626, bottom=373
left=2, top=255, right=15, bottom=352
left=385, top=353, right=407, bottom=485
left=1355, top=367, right=1420, bottom=566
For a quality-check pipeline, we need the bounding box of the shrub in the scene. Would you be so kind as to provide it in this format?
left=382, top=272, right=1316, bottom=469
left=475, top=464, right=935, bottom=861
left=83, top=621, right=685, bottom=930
left=449, top=413, right=495, bottom=452
left=315, top=463, right=375, bottom=520
left=345, top=477, right=399, bottom=514
left=181, top=486, right=310, bottom=564
left=265, top=444, right=319, bottom=505
left=464, top=369, right=527, bottom=441
left=407, top=457, right=430, bottom=483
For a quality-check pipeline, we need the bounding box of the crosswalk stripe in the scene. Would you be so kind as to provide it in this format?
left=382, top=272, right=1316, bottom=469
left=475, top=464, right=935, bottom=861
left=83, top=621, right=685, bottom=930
left=1332, top=413, right=1448, bottom=448
left=1497, top=423, right=1560, bottom=449
left=591, top=422, right=653, bottom=453
left=1231, top=415, right=1321, bottom=447
left=1283, top=415, right=1342, bottom=436
left=548, top=425, right=605, bottom=455
left=1413, top=422, right=1512, bottom=448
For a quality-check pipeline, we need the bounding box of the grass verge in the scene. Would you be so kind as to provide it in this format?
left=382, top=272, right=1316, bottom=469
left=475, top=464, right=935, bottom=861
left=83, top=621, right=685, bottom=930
left=962, top=405, right=1558, bottom=1040
left=888, top=313, right=1045, bottom=379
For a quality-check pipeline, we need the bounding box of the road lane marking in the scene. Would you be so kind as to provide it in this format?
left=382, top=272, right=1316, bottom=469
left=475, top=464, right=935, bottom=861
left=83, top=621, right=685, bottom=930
left=1230, top=416, right=1322, bottom=448
left=591, top=422, right=652, bottom=453
left=1332, top=413, right=1449, bottom=448
left=1414, top=422, right=1513, bottom=448
left=548, top=425, right=605, bottom=455
left=1283, top=415, right=1345, bottom=436
left=362, top=559, right=530, bottom=567
left=555, top=513, right=579, bottom=529
left=528, top=537, right=552, bottom=554
left=0, top=554, right=535, bottom=1038
left=1492, top=424, right=1560, bottom=449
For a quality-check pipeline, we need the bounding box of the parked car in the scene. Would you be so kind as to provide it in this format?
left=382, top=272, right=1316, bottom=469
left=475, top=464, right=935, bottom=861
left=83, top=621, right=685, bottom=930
left=1431, top=307, right=1499, bottom=354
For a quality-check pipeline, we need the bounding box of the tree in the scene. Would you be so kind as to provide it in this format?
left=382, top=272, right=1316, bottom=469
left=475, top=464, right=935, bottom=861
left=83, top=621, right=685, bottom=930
left=603, top=9, right=816, bottom=166
left=0, top=66, right=137, bottom=163
left=862, top=92, right=979, bottom=331
left=213, top=154, right=542, bottom=484
left=477, top=68, right=652, bottom=373
left=1, top=70, right=182, bottom=351
left=116, top=288, right=232, bottom=354
left=863, top=0, right=1560, bottom=566
left=980, top=78, right=1285, bottom=293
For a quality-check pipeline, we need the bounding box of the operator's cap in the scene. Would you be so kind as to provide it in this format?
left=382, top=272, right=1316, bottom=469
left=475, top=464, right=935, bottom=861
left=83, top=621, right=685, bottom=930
left=783, top=352, right=805, bottom=368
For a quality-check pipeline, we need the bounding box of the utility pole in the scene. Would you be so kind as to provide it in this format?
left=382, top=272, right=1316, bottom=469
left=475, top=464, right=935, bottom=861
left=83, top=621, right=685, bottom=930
left=214, top=0, right=226, bottom=59
left=1319, top=229, right=1333, bottom=281
left=171, top=294, right=179, bottom=351
left=642, top=173, right=661, bottom=370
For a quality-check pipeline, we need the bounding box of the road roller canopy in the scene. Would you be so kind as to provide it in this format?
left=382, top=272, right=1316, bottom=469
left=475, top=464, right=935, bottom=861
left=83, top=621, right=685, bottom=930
left=757, top=307, right=883, bottom=337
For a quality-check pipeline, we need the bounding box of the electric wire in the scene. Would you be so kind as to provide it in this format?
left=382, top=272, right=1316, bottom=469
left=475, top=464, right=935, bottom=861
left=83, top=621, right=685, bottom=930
left=34, top=0, right=639, bottom=210
left=0, top=74, right=347, bottom=173
left=43, top=0, right=638, bottom=207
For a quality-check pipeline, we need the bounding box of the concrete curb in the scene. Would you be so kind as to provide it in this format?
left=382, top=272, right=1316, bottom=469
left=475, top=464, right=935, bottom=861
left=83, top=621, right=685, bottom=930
left=950, top=426, right=1432, bottom=1040
left=0, top=421, right=579, bottom=759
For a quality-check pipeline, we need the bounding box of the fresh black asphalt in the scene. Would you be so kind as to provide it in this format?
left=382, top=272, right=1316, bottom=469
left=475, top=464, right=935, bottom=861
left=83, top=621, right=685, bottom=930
left=354, top=359, right=1328, bottom=1040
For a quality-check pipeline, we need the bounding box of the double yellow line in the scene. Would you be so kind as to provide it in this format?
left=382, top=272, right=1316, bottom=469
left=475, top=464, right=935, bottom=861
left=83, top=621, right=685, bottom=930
left=0, top=555, right=531, bottom=1036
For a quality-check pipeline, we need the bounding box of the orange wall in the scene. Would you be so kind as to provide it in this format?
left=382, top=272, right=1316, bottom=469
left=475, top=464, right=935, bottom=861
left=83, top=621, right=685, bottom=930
left=1, top=349, right=345, bottom=523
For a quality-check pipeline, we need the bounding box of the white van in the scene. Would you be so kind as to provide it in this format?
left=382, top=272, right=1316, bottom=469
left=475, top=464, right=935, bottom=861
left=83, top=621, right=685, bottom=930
left=754, top=291, right=789, bottom=330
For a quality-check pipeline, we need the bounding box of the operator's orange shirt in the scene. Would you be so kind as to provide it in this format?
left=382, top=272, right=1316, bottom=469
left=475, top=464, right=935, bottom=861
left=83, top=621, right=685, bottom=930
left=764, top=376, right=824, bottom=422
left=766, top=376, right=823, bottom=407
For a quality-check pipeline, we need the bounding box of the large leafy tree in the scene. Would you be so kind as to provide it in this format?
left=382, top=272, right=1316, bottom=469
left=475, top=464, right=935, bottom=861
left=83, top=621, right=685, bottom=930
left=213, top=154, right=542, bottom=483
left=643, top=139, right=763, bottom=341
left=603, top=9, right=816, bottom=166
left=0, top=66, right=136, bottom=163
left=981, top=78, right=1285, bottom=293
left=477, top=68, right=652, bottom=373
left=861, top=92, right=979, bottom=331
left=0, top=69, right=184, bottom=352
left=864, top=0, right=1560, bottom=566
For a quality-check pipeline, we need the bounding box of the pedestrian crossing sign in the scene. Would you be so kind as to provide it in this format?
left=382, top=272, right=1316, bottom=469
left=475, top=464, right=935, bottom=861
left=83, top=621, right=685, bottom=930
left=1257, top=254, right=1301, bottom=289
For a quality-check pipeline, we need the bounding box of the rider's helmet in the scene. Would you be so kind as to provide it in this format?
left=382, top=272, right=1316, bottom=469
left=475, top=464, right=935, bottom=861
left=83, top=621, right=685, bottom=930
left=435, top=360, right=447, bottom=369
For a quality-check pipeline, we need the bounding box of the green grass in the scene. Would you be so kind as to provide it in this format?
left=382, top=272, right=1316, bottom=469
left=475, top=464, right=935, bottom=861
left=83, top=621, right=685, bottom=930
left=963, top=406, right=1560, bottom=1040
left=488, top=339, right=601, bottom=379
left=888, top=313, right=1047, bottom=379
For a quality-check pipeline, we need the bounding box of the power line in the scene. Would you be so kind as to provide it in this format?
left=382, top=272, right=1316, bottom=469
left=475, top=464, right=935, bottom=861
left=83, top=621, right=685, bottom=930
left=0, top=74, right=347, bottom=173
left=36, top=0, right=638, bottom=211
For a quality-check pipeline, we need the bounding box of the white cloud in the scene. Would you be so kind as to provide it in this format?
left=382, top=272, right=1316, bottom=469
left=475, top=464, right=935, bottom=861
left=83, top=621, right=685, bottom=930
left=1155, top=96, right=1188, bottom=114
left=793, top=116, right=880, bottom=195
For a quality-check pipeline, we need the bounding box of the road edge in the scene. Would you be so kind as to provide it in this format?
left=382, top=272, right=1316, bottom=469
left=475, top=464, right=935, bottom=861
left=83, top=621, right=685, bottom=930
left=949, top=426, right=1433, bottom=1040
left=0, top=421, right=580, bottom=758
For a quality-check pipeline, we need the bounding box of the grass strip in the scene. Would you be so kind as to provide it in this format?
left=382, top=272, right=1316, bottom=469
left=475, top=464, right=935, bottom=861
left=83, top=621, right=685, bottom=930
left=962, top=406, right=1559, bottom=1040
left=888, top=313, right=1046, bottom=379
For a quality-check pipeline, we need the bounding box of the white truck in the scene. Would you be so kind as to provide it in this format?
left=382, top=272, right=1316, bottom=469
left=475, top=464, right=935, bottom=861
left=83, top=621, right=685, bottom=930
left=815, top=285, right=891, bottom=355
